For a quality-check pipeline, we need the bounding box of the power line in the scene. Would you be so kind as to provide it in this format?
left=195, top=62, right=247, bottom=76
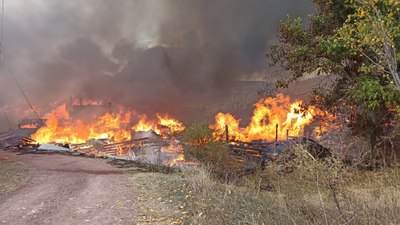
left=7, top=65, right=44, bottom=124
left=0, top=97, right=12, bottom=128
left=0, top=0, right=44, bottom=126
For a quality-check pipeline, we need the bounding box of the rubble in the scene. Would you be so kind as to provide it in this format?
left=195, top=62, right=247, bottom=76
left=229, top=137, right=332, bottom=167
left=38, top=144, right=70, bottom=152
left=0, top=128, right=187, bottom=168
left=1, top=121, right=330, bottom=171
left=0, top=129, right=38, bottom=149
left=132, top=130, right=159, bottom=140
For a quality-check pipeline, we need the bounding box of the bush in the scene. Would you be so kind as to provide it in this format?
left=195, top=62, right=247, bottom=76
left=183, top=123, right=241, bottom=177
left=182, top=122, right=212, bottom=147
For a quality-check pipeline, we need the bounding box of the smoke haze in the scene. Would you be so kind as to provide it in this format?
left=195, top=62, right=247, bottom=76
left=0, top=0, right=313, bottom=129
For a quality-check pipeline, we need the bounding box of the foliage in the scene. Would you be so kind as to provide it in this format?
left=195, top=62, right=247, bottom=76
left=182, top=122, right=212, bottom=147
left=268, top=0, right=400, bottom=157
left=350, top=76, right=400, bottom=111
left=337, top=0, right=400, bottom=87
left=133, top=156, right=400, bottom=224
left=183, top=123, right=236, bottom=174
left=186, top=141, right=232, bottom=171
left=268, top=1, right=357, bottom=87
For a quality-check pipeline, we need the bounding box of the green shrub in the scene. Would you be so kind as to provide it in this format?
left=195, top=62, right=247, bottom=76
left=183, top=123, right=240, bottom=176
left=182, top=122, right=212, bottom=146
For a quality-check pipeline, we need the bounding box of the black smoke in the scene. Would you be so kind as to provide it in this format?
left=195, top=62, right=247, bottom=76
left=0, top=0, right=313, bottom=130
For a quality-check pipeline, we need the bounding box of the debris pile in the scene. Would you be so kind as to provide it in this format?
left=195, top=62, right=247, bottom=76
left=0, top=128, right=187, bottom=167
left=228, top=137, right=331, bottom=167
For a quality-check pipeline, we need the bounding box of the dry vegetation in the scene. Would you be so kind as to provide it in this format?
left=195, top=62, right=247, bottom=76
left=128, top=171, right=189, bottom=224
left=0, top=160, right=30, bottom=200
left=130, top=145, right=400, bottom=225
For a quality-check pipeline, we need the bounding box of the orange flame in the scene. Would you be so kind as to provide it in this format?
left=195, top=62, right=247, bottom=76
left=161, top=141, right=185, bottom=166
left=211, top=94, right=316, bottom=142
left=32, top=104, right=186, bottom=144
left=132, top=116, right=156, bottom=133
left=211, top=113, right=245, bottom=141
left=312, top=108, right=339, bottom=139
left=132, top=114, right=185, bottom=135
left=31, top=104, right=132, bottom=144
left=157, top=114, right=186, bottom=134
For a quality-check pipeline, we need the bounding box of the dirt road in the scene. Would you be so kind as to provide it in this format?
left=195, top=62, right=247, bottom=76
left=0, top=151, right=137, bottom=225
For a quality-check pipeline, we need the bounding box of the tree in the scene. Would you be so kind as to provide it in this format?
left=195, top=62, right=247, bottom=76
left=268, top=0, right=400, bottom=157
left=337, top=0, right=400, bottom=88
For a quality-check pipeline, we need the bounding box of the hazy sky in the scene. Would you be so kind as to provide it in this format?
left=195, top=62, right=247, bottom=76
left=0, top=0, right=313, bottom=129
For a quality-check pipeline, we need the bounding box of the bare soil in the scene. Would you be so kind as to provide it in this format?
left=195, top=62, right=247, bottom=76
left=0, top=150, right=137, bottom=225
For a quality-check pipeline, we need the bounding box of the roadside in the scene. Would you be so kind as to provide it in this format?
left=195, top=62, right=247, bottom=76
left=129, top=154, right=400, bottom=225
left=0, top=150, right=190, bottom=225
left=0, top=157, right=30, bottom=200
left=129, top=172, right=189, bottom=224
left=0, top=150, right=137, bottom=225
left=2, top=147, right=400, bottom=225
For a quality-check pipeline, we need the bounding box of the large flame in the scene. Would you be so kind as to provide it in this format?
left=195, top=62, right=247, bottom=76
left=157, top=114, right=186, bottom=134
left=132, top=114, right=185, bottom=135
left=32, top=104, right=132, bottom=144
left=32, top=104, right=185, bottom=144
left=211, top=94, right=321, bottom=142
left=132, top=116, right=156, bottom=133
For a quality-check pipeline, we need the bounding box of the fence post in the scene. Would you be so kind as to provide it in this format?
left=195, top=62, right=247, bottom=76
left=225, top=124, right=229, bottom=142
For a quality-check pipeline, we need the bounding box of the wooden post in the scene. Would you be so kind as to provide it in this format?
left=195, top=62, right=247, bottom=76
left=275, top=124, right=279, bottom=142
left=225, top=124, right=229, bottom=142
left=286, top=129, right=289, bottom=141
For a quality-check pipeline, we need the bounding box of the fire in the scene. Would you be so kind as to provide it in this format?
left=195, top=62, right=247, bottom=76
left=211, top=94, right=318, bottom=142
left=31, top=104, right=132, bottom=144
left=132, top=114, right=185, bottom=135
left=157, top=114, right=185, bottom=134
left=31, top=104, right=186, bottom=144
left=132, top=116, right=155, bottom=133
left=312, top=108, right=339, bottom=139
left=161, top=141, right=185, bottom=166
left=211, top=113, right=245, bottom=141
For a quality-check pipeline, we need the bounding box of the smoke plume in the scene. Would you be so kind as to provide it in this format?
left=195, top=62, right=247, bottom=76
left=0, top=0, right=312, bottom=130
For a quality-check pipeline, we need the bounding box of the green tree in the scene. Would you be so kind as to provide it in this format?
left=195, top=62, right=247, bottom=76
left=337, top=0, right=400, bottom=88
left=268, top=0, right=400, bottom=157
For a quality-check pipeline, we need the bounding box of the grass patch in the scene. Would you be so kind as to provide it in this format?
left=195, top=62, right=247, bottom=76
left=128, top=146, right=400, bottom=225
left=0, top=160, right=31, bottom=200
left=128, top=171, right=189, bottom=224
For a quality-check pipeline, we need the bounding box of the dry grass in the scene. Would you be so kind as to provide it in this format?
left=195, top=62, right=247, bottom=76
left=0, top=160, right=30, bottom=200
left=128, top=171, right=189, bottom=224
left=129, top=145, right=400, bottom=225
